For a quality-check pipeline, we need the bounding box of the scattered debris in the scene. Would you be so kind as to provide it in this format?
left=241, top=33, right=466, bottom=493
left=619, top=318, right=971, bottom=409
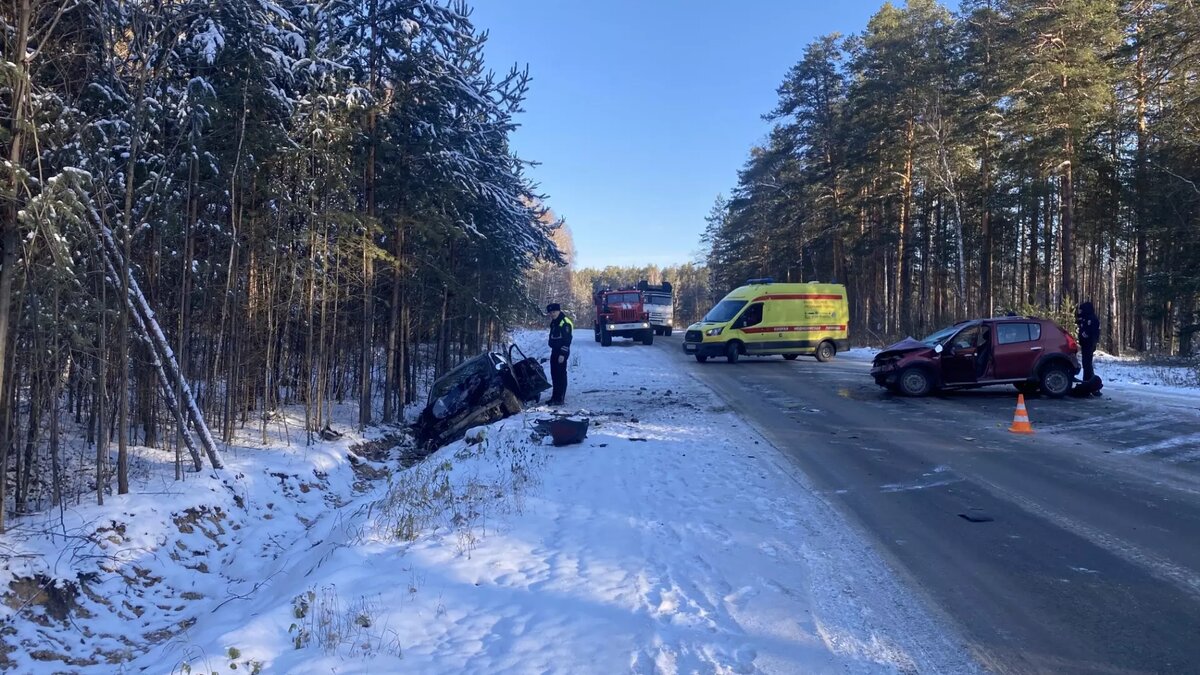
left=532, top=418, right=590, bottom=446
left=958, top=512, right=994, bottom=523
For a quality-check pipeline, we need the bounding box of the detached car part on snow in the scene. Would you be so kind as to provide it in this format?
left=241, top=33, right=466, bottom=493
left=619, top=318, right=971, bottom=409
left=412, top=344, right=550, bottom=450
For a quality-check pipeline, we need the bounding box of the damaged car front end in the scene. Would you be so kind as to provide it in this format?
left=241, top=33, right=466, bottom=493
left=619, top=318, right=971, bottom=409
left=870, top=336, right=940, bottom=390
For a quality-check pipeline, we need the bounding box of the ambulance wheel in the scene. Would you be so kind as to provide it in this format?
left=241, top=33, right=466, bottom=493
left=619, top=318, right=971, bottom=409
left=783, top=354, right=799, bottom=361
left=815, top=341, right=836, bottom=363
left=665, top=327, right=673, bottom=337
left=725, top=342, right=740, bottom=364
left=695, top=354, right=708, bottom=363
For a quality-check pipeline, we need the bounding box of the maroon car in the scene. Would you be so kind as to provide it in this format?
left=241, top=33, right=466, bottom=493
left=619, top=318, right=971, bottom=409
left=871, top=317, right=1080, bottom=398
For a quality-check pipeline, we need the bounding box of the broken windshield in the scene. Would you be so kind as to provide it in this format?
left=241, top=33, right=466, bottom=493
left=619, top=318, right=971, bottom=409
left=921, top=324, right=968, bottom=347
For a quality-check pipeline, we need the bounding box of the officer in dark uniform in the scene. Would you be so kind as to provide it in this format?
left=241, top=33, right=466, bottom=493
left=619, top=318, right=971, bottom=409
left=1075, top=301, right=1101, bottom=382
left=546, top=303, right=573, bottom=406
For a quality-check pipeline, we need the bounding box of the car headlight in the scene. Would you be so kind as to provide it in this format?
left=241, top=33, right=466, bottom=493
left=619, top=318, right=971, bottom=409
left=706, top=327, right=724, bottom=336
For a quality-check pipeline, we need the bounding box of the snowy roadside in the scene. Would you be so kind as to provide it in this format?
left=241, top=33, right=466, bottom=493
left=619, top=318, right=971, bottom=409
left=1092, top=352, right=1199, bottom=395
left=2, top=331, right=978, bottom=674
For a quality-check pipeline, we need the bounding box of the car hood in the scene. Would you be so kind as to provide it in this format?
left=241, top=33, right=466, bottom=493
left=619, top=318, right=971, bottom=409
left=876, top=337, right=933, bottom=360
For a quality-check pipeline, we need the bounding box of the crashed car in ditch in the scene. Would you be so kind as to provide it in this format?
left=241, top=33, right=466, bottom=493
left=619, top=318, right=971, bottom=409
left=412, top=344, right=550, bottom=449
left=870, top=316, right=1080, bottom=398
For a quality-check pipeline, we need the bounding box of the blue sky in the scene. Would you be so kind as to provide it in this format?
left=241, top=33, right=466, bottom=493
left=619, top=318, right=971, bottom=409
left=472, top=0, right=890, bottom=269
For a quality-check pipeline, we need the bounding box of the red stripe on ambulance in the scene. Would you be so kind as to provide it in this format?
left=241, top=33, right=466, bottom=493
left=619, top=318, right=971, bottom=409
left=741, top=325, right=847, bottom=334
left=751, top=294, right=844, bottom=302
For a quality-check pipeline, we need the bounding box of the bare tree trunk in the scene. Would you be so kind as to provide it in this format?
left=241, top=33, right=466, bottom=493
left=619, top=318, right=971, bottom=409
left=384, top=221, right=405, bottom=423
left=50, top=292, right=66, bottom=507
left=900, top=120, right=915, bottom=332
left=177, top=155, right=198, bottom=479
left=97, top=257, right=107, bottom=505
left=1133, top=19, right=1149, bottom=351
left=0, top=0, right=34, bottom=530
left=1043, top=186, right=1054, bottom=307
left=360, top=226, right=374, bottom=427
left=1028, top=183, right=1039, bottom=305
left=980, top=146, right=993, bottom=317
left=1060, top=143, right=1076, bottom=303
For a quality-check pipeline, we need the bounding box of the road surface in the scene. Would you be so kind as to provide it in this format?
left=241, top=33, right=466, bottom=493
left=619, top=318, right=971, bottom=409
left=648, top=334, right=1200, bottom=674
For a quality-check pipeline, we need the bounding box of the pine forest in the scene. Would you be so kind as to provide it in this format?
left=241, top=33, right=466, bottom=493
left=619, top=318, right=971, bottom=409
left=703, top=0, right=1200, bottom=357
left=0, top=0, right=561, bottom=524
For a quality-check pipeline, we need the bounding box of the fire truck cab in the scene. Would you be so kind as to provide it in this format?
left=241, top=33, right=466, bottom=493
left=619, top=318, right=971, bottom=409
left=594, top=287, right=655, bottom=346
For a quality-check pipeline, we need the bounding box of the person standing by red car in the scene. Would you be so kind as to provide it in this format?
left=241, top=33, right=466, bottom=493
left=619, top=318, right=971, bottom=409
left=1075, top=301, right=1101, bottom=383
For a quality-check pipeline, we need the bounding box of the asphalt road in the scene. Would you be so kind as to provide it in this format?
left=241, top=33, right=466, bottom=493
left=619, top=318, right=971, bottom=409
left=651, top=334, right=1200, bottom=675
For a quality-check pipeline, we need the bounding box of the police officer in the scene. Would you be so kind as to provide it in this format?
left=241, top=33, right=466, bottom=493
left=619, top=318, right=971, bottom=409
left=546, top=303, right=573, bottom=406
left=1075, top=300, right=1101, bottom=382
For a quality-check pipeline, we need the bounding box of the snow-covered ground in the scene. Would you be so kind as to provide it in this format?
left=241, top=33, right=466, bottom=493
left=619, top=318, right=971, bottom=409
left=2, top=331, right=981, bottom=674
left=1093, top=352, right=1199, bottom=394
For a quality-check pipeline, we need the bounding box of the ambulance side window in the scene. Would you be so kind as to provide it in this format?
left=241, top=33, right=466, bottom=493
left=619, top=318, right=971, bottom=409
left=737, top=303, right=764, bottom=328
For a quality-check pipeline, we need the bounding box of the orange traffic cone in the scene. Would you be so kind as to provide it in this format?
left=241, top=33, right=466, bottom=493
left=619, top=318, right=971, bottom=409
left=1009, top=394, right=1035, bottom=434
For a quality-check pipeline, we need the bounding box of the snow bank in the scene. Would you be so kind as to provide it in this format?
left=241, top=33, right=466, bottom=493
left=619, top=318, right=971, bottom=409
left=2, top=332, right=975, bottom=674
left=1093, top=352, right=1199, bottom=394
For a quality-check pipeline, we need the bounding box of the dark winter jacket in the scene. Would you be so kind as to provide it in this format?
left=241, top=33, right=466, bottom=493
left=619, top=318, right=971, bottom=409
left=549, top=314, right=574, bottom=352
left=1076, top=301, right=1100, bottom=350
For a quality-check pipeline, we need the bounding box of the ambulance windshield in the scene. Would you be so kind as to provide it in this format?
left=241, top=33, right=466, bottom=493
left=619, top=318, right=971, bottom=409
left=703, top=300, right=747, bottom=323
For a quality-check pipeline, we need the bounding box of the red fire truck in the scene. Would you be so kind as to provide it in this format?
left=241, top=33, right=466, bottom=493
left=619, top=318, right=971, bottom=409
left=593, top=287, right=655, bottom=346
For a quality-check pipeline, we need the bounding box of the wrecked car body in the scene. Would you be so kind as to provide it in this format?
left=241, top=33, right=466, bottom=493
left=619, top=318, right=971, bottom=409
left=870, top=318, right=1080, bottom=398
left=412, top=344, right=550, bottom=450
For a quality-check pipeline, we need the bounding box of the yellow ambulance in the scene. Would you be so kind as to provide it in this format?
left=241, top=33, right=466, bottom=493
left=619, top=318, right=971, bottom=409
left=682, top=279, right=849, bottom=363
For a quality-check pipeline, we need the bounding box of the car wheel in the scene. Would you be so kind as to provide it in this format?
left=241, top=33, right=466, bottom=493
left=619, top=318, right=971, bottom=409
left=725, top=342, right=740, bottom=364
left=642, top=330, right=654, bottom=346
left=665, top=328, right=673, bottom=337
left=815, top=341, right=836, bottom=363
left=600, top=329, right=612, bottom=347
left=695, top=354, right=708, bottom=363
left=899, top=367, right=932, bottom=397
left=783, top=354, right=799, bottom=361
left=1039, top=364, right=1071, bottom=398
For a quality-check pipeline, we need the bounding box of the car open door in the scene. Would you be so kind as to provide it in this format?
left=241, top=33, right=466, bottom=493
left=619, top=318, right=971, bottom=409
left=941, top=324, right=984, bottom=384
